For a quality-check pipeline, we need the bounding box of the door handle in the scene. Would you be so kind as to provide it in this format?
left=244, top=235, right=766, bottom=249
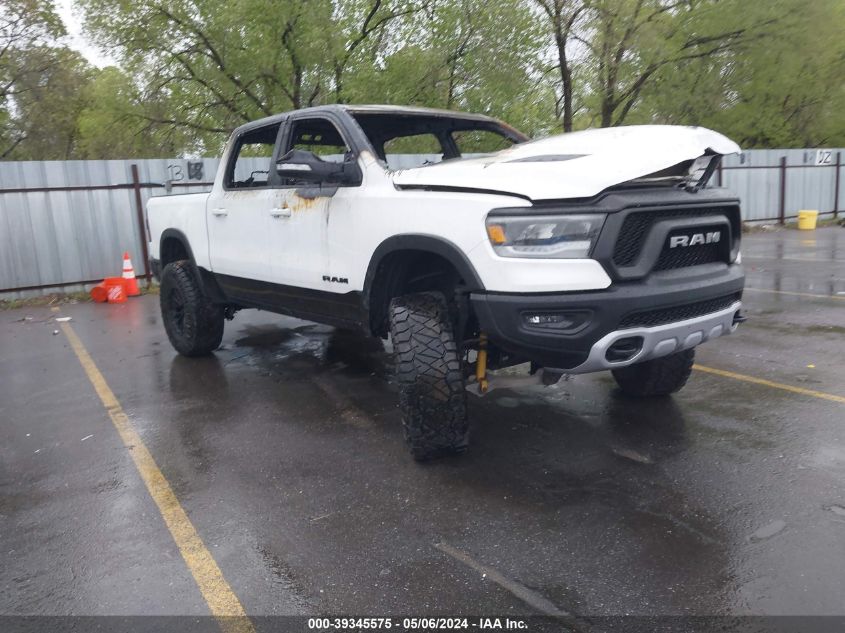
left=270, top=205, right=291, bottom=218
left=211, top=208, right=228, bottom=217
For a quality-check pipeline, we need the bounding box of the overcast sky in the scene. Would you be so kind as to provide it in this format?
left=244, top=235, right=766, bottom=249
left=56, top=0, right=116, bottom=67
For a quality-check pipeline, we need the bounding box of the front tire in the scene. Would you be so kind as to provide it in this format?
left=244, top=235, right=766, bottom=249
left=388, top=292, right=469, bottom=461
left=160, top=260, right=224, bottom=357
left=611, top=347, right=695, bottom=397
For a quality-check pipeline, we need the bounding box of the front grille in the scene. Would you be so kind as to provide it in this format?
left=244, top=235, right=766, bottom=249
left=612, top=207, right=732, bottom=267
left=618, top=293, right=741, bottom=329
left=654, top=241, right=722, bottom=270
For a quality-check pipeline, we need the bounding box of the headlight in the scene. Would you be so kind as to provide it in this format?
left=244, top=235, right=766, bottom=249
left=485, top=214, right=605, bottom=258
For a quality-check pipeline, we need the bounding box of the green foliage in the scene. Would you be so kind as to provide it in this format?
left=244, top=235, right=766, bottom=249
left=5, top=47, right=94, bottom=160
left=76, top=68, right=196, bottom=158
left=638, top=0, right=845, bottom=147
left=1, top=0, right=70, bottom=157
left=1, top=0, right=844, bottom=159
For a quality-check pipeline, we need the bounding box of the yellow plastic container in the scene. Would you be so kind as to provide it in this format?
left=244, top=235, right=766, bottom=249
left=797, top=210, right=819, bottom=230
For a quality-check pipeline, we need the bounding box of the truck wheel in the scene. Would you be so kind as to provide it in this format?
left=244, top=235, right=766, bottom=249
left=160, top=260, right=224, bottom=357
left=611, top=347, right=695, bottom=397
left=388, top=292, right=469, bottom=461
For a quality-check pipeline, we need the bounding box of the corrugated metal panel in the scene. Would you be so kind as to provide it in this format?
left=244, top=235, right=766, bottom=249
left=721, top=148, right=843, bottom=221
left=1, top=150, right=843, bottom=298
left=0, top=158, right=217, bottom=298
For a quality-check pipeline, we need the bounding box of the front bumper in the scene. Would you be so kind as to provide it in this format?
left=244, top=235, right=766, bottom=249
left=471, top=264, right=744, bottom=372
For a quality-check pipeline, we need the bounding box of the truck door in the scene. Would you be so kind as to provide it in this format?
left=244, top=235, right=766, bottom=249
left=269, top=115, right=357, bottom=295
left=206, top=121, right=285, bottom=291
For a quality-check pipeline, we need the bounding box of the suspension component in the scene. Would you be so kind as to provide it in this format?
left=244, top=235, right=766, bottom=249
left=476, top=332, right=489, bottom=394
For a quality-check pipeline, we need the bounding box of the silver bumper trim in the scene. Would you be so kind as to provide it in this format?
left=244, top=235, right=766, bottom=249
left=566, top=301, right=742, bottom=375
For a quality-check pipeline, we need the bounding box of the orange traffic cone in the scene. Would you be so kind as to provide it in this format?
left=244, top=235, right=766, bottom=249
left=122, top=251, right=140, bottom=296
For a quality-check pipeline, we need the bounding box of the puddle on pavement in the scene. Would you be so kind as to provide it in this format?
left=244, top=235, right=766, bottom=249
left=230, top=322, right=388, bottom=380
left=748, top=519, right=786, bottom=541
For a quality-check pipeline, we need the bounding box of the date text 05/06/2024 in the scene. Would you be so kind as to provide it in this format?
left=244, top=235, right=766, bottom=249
left=307, top=617, right=530, bottom=630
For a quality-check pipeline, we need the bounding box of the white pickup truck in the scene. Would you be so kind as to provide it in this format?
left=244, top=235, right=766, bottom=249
left=148, top=104, right=745, bottom=460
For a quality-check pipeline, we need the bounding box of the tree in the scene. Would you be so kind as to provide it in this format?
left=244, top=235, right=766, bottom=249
left=0, top=0, right=68, bottom=157
left=330, top=0, right=426, bottom=103
left=76, top=67, right=196, bottom=159
left=4, top=47, right=95, bottom=160
left=77, top=0, right=433, bottom=151
left=534, top=0, right=587, bottom=132
left=637, top=0, right=845, bottom=147
left=3, top=0, right=842, bottom=159
left=577, top=0, right=775, bottom=128
left=340, top=0, right=554, bottom=135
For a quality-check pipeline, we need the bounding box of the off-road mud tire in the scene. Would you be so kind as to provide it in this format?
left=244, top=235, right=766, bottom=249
left=611, top=347, right=696, bottom=397
left=160, top=260, right=224, bottom=357
left=388, top=292, right=469, bottom=461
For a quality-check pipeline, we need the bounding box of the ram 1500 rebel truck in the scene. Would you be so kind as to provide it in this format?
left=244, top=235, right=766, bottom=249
left=148, top=104, right=744, bottom=460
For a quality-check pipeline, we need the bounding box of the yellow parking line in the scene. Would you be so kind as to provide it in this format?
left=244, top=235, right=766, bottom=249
left=60, top=322, right=254, bottom=633
left=694, top=364, right=845, bottom=405
left=744, top=287, right=845, bottom=301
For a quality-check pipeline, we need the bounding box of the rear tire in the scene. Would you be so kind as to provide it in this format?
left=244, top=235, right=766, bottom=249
left=388, top=292, right=469, bottom=461
left=160, top=260, right=224, bottom=357
left=611, top=347, right=695, bottom=397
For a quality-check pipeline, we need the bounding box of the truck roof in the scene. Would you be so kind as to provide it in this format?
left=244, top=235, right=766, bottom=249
left=233, top=104, right=503, bottom=136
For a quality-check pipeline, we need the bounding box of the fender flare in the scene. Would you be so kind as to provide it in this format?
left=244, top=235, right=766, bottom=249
left=159, top=229, right=227, bottom=303
left=159, top=228, right=196, bottom=265
left=363, top=234, right=486, bottom=302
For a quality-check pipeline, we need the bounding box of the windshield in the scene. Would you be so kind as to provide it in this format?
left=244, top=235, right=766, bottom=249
left=351, top=112, right=528, bottom=170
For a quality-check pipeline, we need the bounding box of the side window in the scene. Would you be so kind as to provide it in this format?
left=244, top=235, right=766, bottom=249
left=383, top=134, right=445, bottom=169
left=451, top=129, right=514, bottom=156
left=285, top=118, right=350, bottom=164
left=226, top=123, right=281, bottom=189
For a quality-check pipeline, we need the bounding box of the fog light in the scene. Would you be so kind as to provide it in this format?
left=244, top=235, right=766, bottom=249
left=522, top=311, right=590, bottom=332
left=526, top=314, right=567, bottom=325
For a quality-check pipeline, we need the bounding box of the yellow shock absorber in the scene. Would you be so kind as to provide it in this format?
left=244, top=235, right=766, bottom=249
left=476, top=332, right=489, bottom=394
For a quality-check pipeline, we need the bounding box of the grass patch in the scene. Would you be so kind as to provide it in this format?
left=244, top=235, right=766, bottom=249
left=0, top=283, right=158, bottom=311
left=784, top=216, right=843, bottom=230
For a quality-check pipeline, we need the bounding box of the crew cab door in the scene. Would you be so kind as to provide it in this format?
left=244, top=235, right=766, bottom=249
left=206, top=121, right=284, bottom=287
left=269, top=115, right=361, bottom=295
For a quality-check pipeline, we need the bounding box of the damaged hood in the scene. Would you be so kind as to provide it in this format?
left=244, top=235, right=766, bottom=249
left=391, top=125, right=740, bottom=201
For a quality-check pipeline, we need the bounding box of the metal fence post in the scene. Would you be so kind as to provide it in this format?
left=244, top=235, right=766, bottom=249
left=778, top=156, right=787, bottom=225
left=834, top=151, right=841, bottom=219
left=131, top=164, right=152, bottom=287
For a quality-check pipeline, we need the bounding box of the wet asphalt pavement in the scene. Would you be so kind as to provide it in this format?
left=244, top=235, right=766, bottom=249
left=1, top=228, right=844, bottom=626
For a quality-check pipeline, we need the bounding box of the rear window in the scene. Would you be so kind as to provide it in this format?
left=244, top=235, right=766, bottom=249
left=383, top=134, right=445, bottom=170
left=287, top=118, right=350, bottom=163
left=351, top=111, right=528, bottom=170
left=452, top=129, right=514, bottom=155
